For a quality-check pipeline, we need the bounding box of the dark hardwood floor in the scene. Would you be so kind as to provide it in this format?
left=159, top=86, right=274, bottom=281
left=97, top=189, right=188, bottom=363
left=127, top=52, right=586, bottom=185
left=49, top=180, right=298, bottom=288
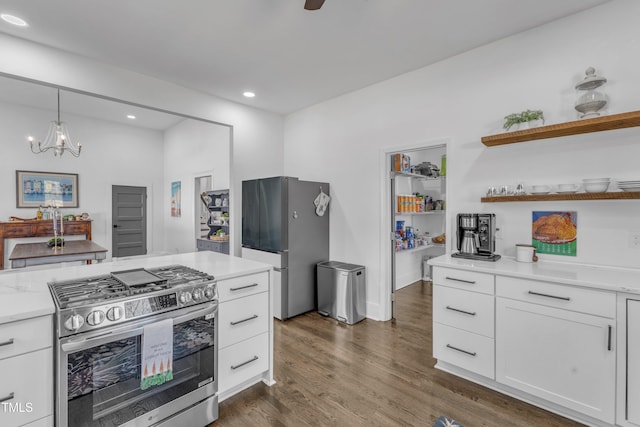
left=215, top=281, right=583, bottom=426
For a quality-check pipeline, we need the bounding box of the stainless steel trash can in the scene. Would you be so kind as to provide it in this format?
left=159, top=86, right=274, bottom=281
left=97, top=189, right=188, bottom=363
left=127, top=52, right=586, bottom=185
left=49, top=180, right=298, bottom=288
left=317, top=261, right=366, bottom=324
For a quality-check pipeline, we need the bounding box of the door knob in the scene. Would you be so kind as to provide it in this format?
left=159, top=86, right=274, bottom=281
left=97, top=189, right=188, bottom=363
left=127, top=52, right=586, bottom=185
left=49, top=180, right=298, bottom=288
left=113, top=224, right=118, bottom=228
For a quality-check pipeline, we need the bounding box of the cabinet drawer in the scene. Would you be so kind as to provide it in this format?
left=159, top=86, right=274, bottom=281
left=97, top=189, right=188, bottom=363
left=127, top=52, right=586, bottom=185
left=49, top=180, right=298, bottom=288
left=0, top=316, right=52, bottom=361
left=433, top=267, right=495, bottom=295
left=433, top=323, right=495, bottom=379
left=219, top=292, right=269, bottom=349
left=218, top=332, right=269, bottom=393
left=62, top=222, right=88, bottom=235
left=0, top=348, right=53, bottom=427
left=496, top=276, right=615, bottom=318
left=34, top=223, right=54, bottom=235
left=433, top=285, right=494, bottom=338
left=3, top=224, right=34, bottom=238
left=218, top=271, right=269, bottom=302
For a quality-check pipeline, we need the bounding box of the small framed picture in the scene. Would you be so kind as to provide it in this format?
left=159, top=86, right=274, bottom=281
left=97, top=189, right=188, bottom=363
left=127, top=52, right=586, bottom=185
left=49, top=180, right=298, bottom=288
left=16, top=170, right=79, bottom=208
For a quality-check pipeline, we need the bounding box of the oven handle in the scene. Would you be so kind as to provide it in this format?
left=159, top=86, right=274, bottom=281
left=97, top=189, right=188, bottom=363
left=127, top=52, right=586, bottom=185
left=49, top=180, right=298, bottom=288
left=61, top=303, right=218, bottom=353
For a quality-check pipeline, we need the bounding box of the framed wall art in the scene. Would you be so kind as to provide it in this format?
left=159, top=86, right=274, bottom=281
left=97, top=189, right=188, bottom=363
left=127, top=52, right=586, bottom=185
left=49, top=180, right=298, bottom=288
left=16, top=170, right=79, bottom=208
left=171, top=181, right=181, bottom=217
left=532, top=211, right=577, bottom=256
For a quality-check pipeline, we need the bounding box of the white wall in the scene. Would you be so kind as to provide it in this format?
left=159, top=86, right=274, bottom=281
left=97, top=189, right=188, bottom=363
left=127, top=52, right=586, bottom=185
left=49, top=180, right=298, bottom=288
left=0, top=33, right=285, bottom=257
left=284, top=0, right=640, bottom=320
left=163, top=119, right=231, bottom=254
left=0, top=100, right=165, bottom=266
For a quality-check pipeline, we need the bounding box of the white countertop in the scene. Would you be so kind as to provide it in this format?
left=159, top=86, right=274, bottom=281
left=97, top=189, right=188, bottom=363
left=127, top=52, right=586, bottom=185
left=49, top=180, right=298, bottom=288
left=429, top=255, right=640, bottom=294
left=0, top=251, right=272, bottom=324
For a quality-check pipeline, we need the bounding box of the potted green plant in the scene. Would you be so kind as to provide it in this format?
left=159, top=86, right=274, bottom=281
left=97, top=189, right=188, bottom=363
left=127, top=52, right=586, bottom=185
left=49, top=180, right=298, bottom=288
left=503, top=109, right=545, bottom=131
left=522, top=109, right=545, bottom=128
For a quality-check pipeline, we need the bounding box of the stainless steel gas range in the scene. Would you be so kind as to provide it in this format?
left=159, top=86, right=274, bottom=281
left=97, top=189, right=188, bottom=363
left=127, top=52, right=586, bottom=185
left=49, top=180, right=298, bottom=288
left=48, top=264, right=219, bottom=427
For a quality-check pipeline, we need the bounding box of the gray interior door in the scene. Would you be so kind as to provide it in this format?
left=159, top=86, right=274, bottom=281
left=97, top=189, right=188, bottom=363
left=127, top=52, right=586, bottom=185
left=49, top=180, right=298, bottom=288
left=112, top=185, right=147, bottom=258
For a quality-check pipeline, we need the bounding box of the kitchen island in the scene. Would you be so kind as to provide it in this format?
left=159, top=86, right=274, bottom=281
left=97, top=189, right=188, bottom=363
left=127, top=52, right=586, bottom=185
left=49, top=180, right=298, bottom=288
left=0, top=251, right=274, bottom=427
left=429, top=255, right=640, bottom=427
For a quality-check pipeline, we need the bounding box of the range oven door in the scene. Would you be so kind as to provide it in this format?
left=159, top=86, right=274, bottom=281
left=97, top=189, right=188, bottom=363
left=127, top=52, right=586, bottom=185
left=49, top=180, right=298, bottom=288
left=57, top=303, right=218, bottom=427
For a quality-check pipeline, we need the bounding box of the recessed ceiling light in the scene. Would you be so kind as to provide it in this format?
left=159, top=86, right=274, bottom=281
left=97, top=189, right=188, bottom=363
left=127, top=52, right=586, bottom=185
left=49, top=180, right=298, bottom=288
left=127, top=114, right=136, bottom=120
left=1, top=13, right=28, bottom=27
left=243, top=92, right=256, bottom=98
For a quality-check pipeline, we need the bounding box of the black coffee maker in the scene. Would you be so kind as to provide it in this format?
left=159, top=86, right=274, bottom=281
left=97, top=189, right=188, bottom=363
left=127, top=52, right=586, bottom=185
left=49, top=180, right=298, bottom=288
left=452, top=213, right=501, bottom=261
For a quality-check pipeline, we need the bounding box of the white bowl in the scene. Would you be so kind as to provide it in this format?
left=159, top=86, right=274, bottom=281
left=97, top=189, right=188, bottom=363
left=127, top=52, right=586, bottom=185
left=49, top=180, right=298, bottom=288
left=583, top=182, right=610, bottom=193
left=557, top=184, right=579, bottom=192
left=531, top=185, right=551, bottom=194
left=582, top=178, right=610, bottom=183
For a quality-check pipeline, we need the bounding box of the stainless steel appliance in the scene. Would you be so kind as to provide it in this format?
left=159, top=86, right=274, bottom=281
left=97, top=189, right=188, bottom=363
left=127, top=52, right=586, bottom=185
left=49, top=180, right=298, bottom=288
left=452, top=213, right=501, bottom=261
left=242, top=176, right=329, bottom=320
left=317, top=261, right=366, bottom=324
left=49, top=265, right=218, bottom=427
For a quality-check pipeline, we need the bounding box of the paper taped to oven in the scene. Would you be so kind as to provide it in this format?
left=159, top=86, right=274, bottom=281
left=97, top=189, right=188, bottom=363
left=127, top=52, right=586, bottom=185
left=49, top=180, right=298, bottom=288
left=141, top=318, right=174, bottom=390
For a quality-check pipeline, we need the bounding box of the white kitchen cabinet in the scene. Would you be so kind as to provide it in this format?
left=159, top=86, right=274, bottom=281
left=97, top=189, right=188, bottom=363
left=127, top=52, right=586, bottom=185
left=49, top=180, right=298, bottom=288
left=0, top=316, right=53, bottom=427
left=629, top=299, right=640, bottom=425
left=432, top=267, right=495, bottom=379
left=217, top=270, right=273, bottom=401
left=619, top=298, right=640, bottom=426
left=496, top=282, right=616, bottom=424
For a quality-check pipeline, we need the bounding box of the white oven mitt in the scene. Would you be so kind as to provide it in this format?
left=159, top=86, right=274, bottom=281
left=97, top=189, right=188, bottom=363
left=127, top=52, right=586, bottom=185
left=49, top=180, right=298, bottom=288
left=314, top=189, right=330, bottom=216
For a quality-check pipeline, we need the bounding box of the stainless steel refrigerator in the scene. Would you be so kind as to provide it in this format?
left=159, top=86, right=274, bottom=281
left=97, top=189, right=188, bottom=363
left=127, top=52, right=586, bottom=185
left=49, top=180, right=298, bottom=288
left=241, top=176, right=330, bottom=320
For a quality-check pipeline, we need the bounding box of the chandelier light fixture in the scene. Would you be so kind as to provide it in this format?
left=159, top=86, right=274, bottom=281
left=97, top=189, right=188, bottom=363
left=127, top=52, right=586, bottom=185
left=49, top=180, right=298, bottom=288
left=29, top=89, right=82, bottom=157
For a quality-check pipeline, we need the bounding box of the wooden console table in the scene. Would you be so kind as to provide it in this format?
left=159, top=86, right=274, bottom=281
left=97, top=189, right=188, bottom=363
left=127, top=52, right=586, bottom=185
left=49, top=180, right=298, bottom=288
left=0, top=219, right=92, bottom=270
left=9, top=240, right=107, bottom=269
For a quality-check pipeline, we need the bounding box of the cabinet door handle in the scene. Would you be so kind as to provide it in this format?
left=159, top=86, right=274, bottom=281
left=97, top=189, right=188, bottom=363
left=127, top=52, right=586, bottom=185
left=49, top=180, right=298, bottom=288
left=0, top=338, right=15, bottom=347
left=527, top=291, right=571, bottom=301
left=231, top=355, right=259, bottom=370
left=230, top=283, right=259, bottom=292
left=445, top=306, right=476, bottom=316
left=0, top=392, right=14, bottom=403
left=230, top=314, right=259, bottom=326
left=445, top=276, right=476, bottom=284
left=607, top=325, right=612, bottom=351
left=446, top=344, right=477, bottom=357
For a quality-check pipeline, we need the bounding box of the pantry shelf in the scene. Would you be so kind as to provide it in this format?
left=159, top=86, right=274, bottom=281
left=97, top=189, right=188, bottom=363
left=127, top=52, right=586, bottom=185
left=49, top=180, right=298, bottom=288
left=481, top=191, right=640, bottom=203
left=396, top=243, right=444, bottom=254
left=395, top=210, right=446, bottom=216
left=481, top=110, right=640, bottom=147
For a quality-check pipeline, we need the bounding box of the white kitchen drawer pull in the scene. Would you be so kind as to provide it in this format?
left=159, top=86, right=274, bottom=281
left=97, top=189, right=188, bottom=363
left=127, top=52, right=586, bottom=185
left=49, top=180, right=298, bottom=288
left=527, top=290, right=571, bottom=301
left=445, top=276, right=476, bottom=284
left=0, top=392, right=15, bottom=403
left=230, top=355, right=259, bottom=370
left=0, top=338, right=15, bottom=347
left=230, top=314, right=259, bottom=326
left=230, top=283, right=259, bottom=291
left=446, top=344, right=477, bottom=357
left=445, top=306, right=477, bottom=316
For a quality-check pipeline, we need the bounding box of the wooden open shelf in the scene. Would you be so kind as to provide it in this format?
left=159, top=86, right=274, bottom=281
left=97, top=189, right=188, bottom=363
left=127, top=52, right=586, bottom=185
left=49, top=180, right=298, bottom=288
left=481, top=110, right=640, bottom=147
left=481, top=191, right=640, bottom=203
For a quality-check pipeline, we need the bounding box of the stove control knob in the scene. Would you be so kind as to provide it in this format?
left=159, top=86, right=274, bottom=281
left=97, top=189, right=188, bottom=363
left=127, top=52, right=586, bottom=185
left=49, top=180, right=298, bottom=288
left=179, top=291, right=193, bottom=304
left=204, top=287, right=215, bottom=300
left=86, top=310, right=105, bottom=326
left=64, top=314, right=85, bottom=332
left=192, top=288, right=204, bottom=301
left=107, top=306, right=123, bottom=321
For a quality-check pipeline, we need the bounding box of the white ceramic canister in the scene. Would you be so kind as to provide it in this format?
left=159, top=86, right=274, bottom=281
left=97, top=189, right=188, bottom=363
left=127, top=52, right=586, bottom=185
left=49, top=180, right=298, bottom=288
left=516, top=244, right=538, bottom=263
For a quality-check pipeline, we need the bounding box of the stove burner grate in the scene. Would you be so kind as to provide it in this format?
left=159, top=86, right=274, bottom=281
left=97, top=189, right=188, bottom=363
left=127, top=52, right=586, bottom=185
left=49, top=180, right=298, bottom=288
left=49, top=265, right=214, bottom=310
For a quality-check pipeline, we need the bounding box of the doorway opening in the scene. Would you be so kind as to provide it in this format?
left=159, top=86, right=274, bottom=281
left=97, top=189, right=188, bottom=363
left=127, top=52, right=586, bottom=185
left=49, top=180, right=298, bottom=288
left=385, top=141, right=448, bottom=319
left=111, top=185, right=147, bottom=258
left=195, top=175, right=213, bottom=241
